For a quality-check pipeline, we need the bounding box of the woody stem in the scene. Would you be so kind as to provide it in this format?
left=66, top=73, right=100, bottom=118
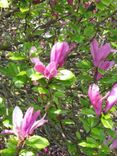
left=15, top=141, right=25, bottom=156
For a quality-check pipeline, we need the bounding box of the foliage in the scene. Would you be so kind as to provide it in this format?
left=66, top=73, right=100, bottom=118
left=0, top=0, right=117, bottom=155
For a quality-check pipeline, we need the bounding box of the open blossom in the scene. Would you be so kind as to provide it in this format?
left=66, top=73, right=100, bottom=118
left=34, top=61, right=58, bottom=79
left=90, top=39, right=117, bottom=80
left=88, top=83, right=117, bottom=116
left=31, top=42, right=70, bottom=79
left=1, top=106, right=47, bottom=141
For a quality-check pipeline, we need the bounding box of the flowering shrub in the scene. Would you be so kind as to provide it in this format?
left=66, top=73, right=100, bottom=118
left=0, top=0, right=117, bottom=156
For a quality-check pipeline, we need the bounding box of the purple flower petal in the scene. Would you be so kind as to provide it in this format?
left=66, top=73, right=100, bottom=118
left=44, top=62, right=58, bottom=79
left=90, top=39, right=99, bottom=66
left=29, top=115, right=48, bottom=135
left=98, top=43, right=112, bottom=62
left=34, top=63, right=46, bottom=74
left=24, top=110, right=40, bottom=135
left=1, top=130, right=15, bottom=135
left=50, top=42, right=69, bottom=67
left=104, top=83, right=117, bottom=112
left=88, top=84, right=102, bottom=116
left=21, top=107, right=34, bottom=129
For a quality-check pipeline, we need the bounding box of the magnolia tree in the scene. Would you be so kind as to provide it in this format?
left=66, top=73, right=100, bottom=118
left=0, top=0, right=117, bottom=156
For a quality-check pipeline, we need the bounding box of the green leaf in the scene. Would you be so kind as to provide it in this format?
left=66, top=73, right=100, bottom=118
left=0, top=97, right=3, bottom=104
left=0, top=0, right=9, bottom=8
left=98, top=68, right=106, bottom=75
left=26, top=135, right=49, bottom=150
left=76, top=60, right=92, bottom=69
left=3, top=119, right=12, bottom=128
left=96, top=2, right=106, bottom=10
left=20, top=150, right=35, bottom=156
left=84, top=26, right=94, bottom=37
left=79, top=141, right=98, bottom=148
left=63, top=119, right=75, bottom=125
left=0, top=137, right=17, bottom=156
left=8, top=53, right=25, bottom=61
left=33, top=87, right=49, bottom=94
left=101, top=116, right=113, bottom=129
left=27, top=68, right=43, bottom=80
left=102, top=0, right=113, bottom=6
left=56, top=69, right=75, bottom=81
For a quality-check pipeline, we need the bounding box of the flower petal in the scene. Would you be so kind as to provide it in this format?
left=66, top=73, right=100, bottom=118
left=98, top=43, right=111, bottom=61
left=88, top=84, right=102, bottom=116
left=50, top=42, right=69, bottom=67
left=104, top=83, right=117, bottom=112
left=24, top=110, right=40, bottom=135
left=44, top=62, right=58, bottom=79
left=1, top=130, right=15, bottom=135
left=29, top=115, right=48, bottom=135
left=21, top=107, right=34, bottom=133
left=12, top=106, right=23, bottom=130
left=90, top=39, right=99, bottom=66
left=31, top=57, right=40, bottom=64
left=34, top=62, right=46, bottom=74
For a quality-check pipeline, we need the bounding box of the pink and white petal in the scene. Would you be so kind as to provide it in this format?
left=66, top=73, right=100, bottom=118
left=29, top=116, right=48, bottom=134
left=21, top=107, right=34, bottom=132
left=25, top=110, right=40, bottom=134
left=88, top=84, right=100, bottom=101
left=1, top=129, right=15, bottom=135
left=31, top=57, right=40, bottom=64
left=12, top=106, right=23, bottom=130
left=104, top=83, right=117, bottom=112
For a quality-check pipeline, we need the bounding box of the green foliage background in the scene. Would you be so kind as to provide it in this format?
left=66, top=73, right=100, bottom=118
left=0, top=0, right=117, bottom=155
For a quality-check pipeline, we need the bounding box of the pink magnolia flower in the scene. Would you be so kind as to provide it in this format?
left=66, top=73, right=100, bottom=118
left=31, top=42, right=70, bottom=79
left=90, top=39, right=116, bottom=67
left=104, top=84, right=117, bottom=113
left=50, top=42, right=69, bottom=68
left=2, top=106, right=47, bottom=141
left=88, top=83, right=117, bottom=116
left=88, top=84, right=103, bottom=116
left=90, top=39, right=117, bottom=80
left=34, top=61, right=58, bottom=79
